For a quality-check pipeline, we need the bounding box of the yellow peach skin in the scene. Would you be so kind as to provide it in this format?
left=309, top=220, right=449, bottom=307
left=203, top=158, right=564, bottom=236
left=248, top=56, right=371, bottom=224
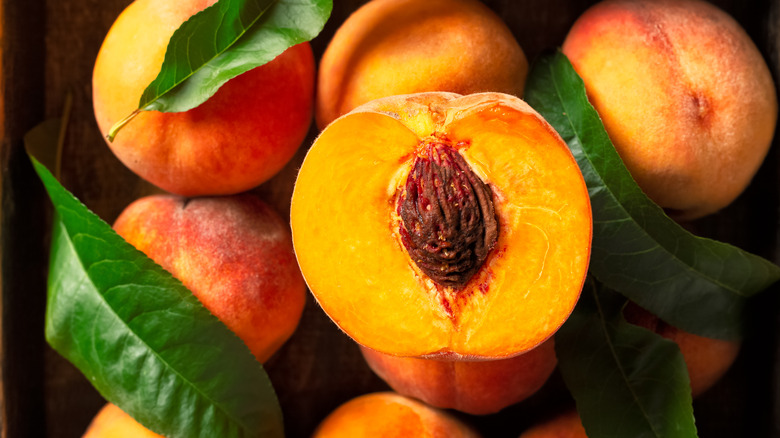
left=312, top=392, right=481, bottom=438
left=563, top=0, right=777, bottom=220
left=93, top=0, right=314, bottom=196
left=113, top=193, right=306, bottom=363
left=82, top=404, right=163, bottom=438
left=315, top=0, right=528, bottom=129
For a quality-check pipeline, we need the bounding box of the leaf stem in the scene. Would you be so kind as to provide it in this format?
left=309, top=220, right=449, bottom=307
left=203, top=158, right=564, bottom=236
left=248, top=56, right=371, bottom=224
left=106, top=109, right=141, bottom=142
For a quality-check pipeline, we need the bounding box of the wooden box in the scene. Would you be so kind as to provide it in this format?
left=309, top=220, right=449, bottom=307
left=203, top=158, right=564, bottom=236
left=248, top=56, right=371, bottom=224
left=2, top=0, right=779, bottom=436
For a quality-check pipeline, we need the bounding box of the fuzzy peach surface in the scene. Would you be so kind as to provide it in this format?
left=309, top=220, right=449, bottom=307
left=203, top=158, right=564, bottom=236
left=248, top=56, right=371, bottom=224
left=292, top=92, right=592, bottom=359
left=93, top=0, right=314, bottom=196
left=312, top=392, right=482, bottom=438
left=669, top=328, right=741, bottom=397
left=622, top=302, right=740, bottom=398
left=315, top=0, right=527, bottom=128
left=360, top=337, right=557, bottom=415
left=113, top=193, right=306, bottom=363
left=82, top=404, right=162, bottom=438
left=563, top=0, right=777, bottom=220
left=519, top=410, right=587, bottom=438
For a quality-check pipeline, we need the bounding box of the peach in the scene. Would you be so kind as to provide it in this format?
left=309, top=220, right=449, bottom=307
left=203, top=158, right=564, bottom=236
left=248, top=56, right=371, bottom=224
left=113, top=193, right=306, bottom=363
left=562, top=0, right=777, bottom=220
left=291, top=92, right=592, bottom=359
left=93, top=0, right=314, bottom=196
left=623, top=302, right=740, bottom=397
left=315, top=0, right=528, bottom=129
left=312, top=392, right=481, bottom=438
left=360, top=338, right=557, bottom=415
left=519, top=410, right=587, bottom=438
left=82, top=403, right=162, bottom=438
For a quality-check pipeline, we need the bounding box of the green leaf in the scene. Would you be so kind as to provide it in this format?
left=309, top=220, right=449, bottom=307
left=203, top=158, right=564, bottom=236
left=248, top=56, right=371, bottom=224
left=524, top=51, right=780, bottom=340
left=108, top=0, right=333, bottom=140
left=26, top=120, right=283, bottom=438
left=556, top=280, right=697, bottom=438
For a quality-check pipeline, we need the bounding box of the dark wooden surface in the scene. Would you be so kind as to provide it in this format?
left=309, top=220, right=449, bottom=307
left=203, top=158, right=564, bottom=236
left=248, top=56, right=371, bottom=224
left=2, top=0, right=49, bottom=437
left=1, top=0, right=779, bottom=437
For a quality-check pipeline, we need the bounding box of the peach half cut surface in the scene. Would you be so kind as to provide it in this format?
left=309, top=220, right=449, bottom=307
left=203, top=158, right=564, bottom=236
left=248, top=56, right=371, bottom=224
left=291, top=92, right=592, bottom=359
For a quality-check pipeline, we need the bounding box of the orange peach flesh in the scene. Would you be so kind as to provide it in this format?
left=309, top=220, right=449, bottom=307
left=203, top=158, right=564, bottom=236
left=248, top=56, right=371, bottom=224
left=360, top=338, right=557, bottom=415
left=93, top=0, right=314, bottom=196
left=82, top=404, right=162, bottom=438
left=113, top=194, right=306, bottom=363
left=291, top=92, right=592, bottom=359
left=316, top=0, right=527, bottom=128
left=562, top=0, right=777, bottom=220
left=312, top=392, right=481, bottom=438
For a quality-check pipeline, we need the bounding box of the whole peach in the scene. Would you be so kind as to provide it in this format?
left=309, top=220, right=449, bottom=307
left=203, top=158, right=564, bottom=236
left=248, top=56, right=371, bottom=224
left=315, top=0, right=528, bottom=128
left=82, top=404, right=162, bottom=438
left=519, top=410, right=586, bottom=438
left=93, top=0, right=314, bottom=196
left=113, top=193, right=306, bottom=363
left=312, top=392, right=481, bottom=438
left=623, top=302, right=740, bottom=397
left=360, top=338, right=557, bottom=415
left=562, top=0, right=777, bottom=220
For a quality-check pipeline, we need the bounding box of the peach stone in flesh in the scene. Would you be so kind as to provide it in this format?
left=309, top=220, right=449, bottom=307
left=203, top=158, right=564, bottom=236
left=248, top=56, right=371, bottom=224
left=291, top=92, right=592, bottom=359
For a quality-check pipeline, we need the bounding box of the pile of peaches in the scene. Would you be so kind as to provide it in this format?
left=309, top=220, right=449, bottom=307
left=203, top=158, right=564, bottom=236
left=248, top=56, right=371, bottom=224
left=80, top=0, right=776, bottom=436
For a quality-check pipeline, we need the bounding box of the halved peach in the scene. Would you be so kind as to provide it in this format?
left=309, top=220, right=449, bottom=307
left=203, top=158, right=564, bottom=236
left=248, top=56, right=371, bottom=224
left=291, top=92, right=592, bottom=359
